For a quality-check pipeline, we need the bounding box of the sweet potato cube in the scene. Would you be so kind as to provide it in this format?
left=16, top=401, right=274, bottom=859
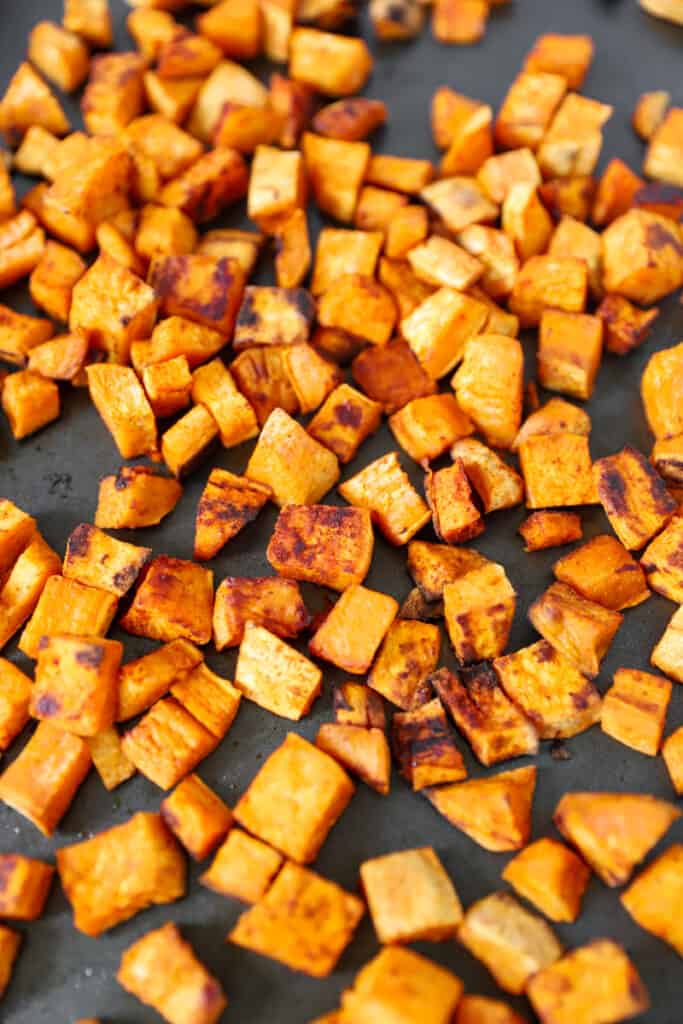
left=246, top=408, right=339, bottom=506
left=95, top=466, right=182, bottom=530
left=197, top=228, right=263, bottom=277
left=0, top=659, right=31, bottom=751
left=361, top=846, right=462, bottom=944
left=63, top=0, right=112, bottom=48
left=213, top=576, right=308, bottom=650
left=267, top=504, right=373, bottom=592
left=318, top=274, right=396, bottom=346
left=234, top=732, right=354, bottom=863
left=307, top=383, right=382, bottom=464
left=354, top=184, right=408, bottom=233
left=231, top=346, right=299, bottom=425
left=393, top=698, right=467, bottom=790
left=379, top=256, right=436, bottom=320
left=197, top=0, right=261, bottom=59
left=432, top=0, right=489, bottom=44
left=0, top=926, right=20, bottom=1000
left=63, top=523, right=150, bottom=599
left=2, top=370, right=59, bottom=441
left=537, top=311, right=603, bottom=401
left=0, top=63, right=69, bottom=146
left=452, top=333, right=523, bottom=449
left=195, top=470, right=270, bottom=562
left=601, top=668, right=671, bottom=756
left=282, top=343, right=343, bottom=414
left=121, top=697, right=217, bottom=790
left=121, top=556, right=213, bottom=646
left=31, top=635, right=122, bottom=737
left=290, top=28, right=371, bottom=96
left=621, top=845, right=683, bottom=959
left=425, top=765, right=536, bottom=852
left=652, top=605, right=683, bottom=682
left=597, top=293, right=659, bottom=357
left=503, top=837, right=591, bottom=924
left=594, top=446, right=676, bottom=550
left=402, top=288, right=487, bottom=381
left=0, top=501, right=35, bottom=575
left=662, top=726, right=683, bottom=794
left=171, top=662, right=241, bottom=740
left=127, top=9, right=183, bottom=62
left=547, top=215, right=602, bottom=301
left=0, top=305, right=53, bottom=368
left=341, top=946, right=463, bottom=1024
left=0, top=855, right=54, bottom=921
left=135, top=205, right=197, bottom=262
left=527, top=939, right=649, bottom=1024
left=273, top=208, right=311, bottom=288
left=0, top=225, right=45, bottom=292
left=150, top=255, right=245, bottom=336
left=191, top=359, right=258, bottom=448
left=458, top=891, right=562, bottom=995
left=519, top=433, right=596, bottom=508
left=202, top=828, right=282, bottom=903
left=312, top=227, right=382, bottom=296
left=389, top=395, right=473, bottom=465
left=81, top=52, right=145, bottom=136
left=443, top=562, right=515, bottom=662
left=514, top=397, right=591, bottom=451
left=157, top=32, right=221, bottom=79
left=642, top=339, right=683, bottom=441
left=501, top=183, right=553, bottom=262
left=316, top=723, right=390, bottom=795
left=523, top=33, right=594, bottom=89
left=602, top=209, right=683, bottom=304
left=19, top=576, right=117, bottom=660
left=27, top=333, right=88, bottom=384
left=87, top=364, right=157, bottom=460
left=554, top=534, right=649, bottom=610
left=644, top=106, right=683, bottom=187
left=456, top=996, right=527, bottom=1024
left=407, top=540, right=488, bottom=602
left=366, top=154, right=434, bottom=195
left=161, top=405, right=219, bottom=480
left=433, top=663, right=539, bottom=766
left=312, top=96, right=386, bottom=141
left=0, top=160, right=15, bottom=219
left=431, top=86, right=484, bottom=149
left=509, top=255, right=587, bottom=327
left=640, top=514, right=683, bottom=602
left=117, top=640, right=202, bottom=724
left=368, top=620, right=440, bottom=710
left=160, top=774, right=232, bottom=861
left=309, top=584, right=398, bottom=675
left=269, top=72, right=314, bottom=149
left=439, top=105, right=493, bottom=177
left=385, top=204, right=429, bottom=260
left=333, top=682, right=385, bottom=729
left=143, top=356, right=192, bottom=420
left=528, top=582, right=621, bottom=678
left=451, top=439, right=524, bottom=514
left=247, top=144, right=304, bottom=224
left=189, top=60, right=267, bottom=142
left=0, top=536, right=61, bottom=652
left=352, top=338, right=437, bottom=414
left=633, top=89, right=670, bottom=141
left=118, top=922, right=226, bottom=1024
left=0, top=721, right=90, bottom=835
left=592, top=157, right=644, bottom=226
left=554, top=791, right=680, bottom=887
left=233, top=286, right=314, bottom=349
left=234, top=622, right=321, bottom=719
left=538, top=93, right=612, bottom=179
left=160, top=148, right=249, bottom=224
left=28, top=21, right=89, bottom=93
left=495, top=71, right=567, bottom=151
left=87, top=727, right=135, bottom=791
left=420, top=176, right=498, bottom=234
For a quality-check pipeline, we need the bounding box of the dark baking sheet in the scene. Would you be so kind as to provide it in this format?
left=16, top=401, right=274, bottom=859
left=1, top=0, right=683, bottom=1021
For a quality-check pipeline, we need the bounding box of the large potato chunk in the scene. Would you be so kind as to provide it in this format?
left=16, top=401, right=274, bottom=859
left=602, top=209, right=683, bottom=304
left=246, top=408, right=340, bottom=506
left=120, top=556, right=214, bottom=645
left=621, top=845, right=683, bottom=957
left=340, top=946, right=463, bottom=1024
left=234, top=623, right=321, bottom=719
left=593, top=445, right=676, bottom=550
left=426, top=765, right=536, bottom=852
left=267, top=504, right=373, bottom=591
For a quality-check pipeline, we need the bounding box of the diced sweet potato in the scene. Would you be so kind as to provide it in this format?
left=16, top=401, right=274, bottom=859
left=537, top=311, right=603, bottom=400
left=161, top=405, right=219, bottom=479
left=95, top=466, right=182, bottom=530
left=19, top=575, right=117, bottom=660
left=201, top=828, right=283, bottom=904
left=452, top=333, right=523, bottom=449
left=63, top=0, right=112, bottom=48
left=392, top=698, right=467, bottom=790
left=0, top=63, right=70, bottom=146
left=621, top=844, right=683, bottom=959
left=354, top=184, right=408, bottom=232
left=633, top=89, right=670, bottom=140
left=495, top=71, right=567, bottom=151
left=290, top=28, right=371, bottom=96
left=121, top=556, right=213, bottom=646
left=514, top=397, right=591, bottom=451
left=378, top=256, right=436, bottom=320
left=663, top=727, right=683, bottom=794
left=28, top=21, right=89, bottom=93
left=602, top=209, right=683, bottom=304
left=519, top=433, right=596, bottom=508
left=161, top=774, right=232, bottom=861
left=432, top=0, right=489, bottom=44
left=0, top=659, right=31, bottom=750
left=267, top=504, right=373, bottom=592
left=189, top=60, right=267, bottom=142
left=426, top=765, right=536, bottom=852
left=640, top=514, right=683, bottom=602
left=652, top=605, right=683, bottom=683
left=2, top=370, right=59, bottom=441
left=81, top=52, right=145, bottom=136
left=0, top=305, right=53, bottom=368
left=150, top=255, right=245, bottom=337
left=503, top=837, right=591, bottom=923
left=195, top=470, right=270, bottom=562
left=307, top=383, right=382, bottom=464
left=121, top=697, right=217, bottom=790
left=0, top=855, right=54, bottom=921
left=523, top=33, right=593, bottom=88
left=197, top=228, right=264, bottom=277
left=537, top=93, right=612, bottom=179
left=197, top=0, right=262, bottom=59
left=191, top=359, right=259, bottom=447
left=247, top=144, right=304, bottom=224
left=87, top=727, right=135, bottom=791
left=528, top=582, right=622, bottom=678
left=594, top=445, right=676, bottom=550
left=407, top=540, right=488, bottom=602
left=310, top=584, right=398, bottom=674
left=318, top=274, right=396, bottom=346
left=644, top=107, right=683, bottom=187
left=451, top=439, right=524, bottom=513
left=592, top=157, right=644, bottom=226
left=231, top=346, right=299, bottom=425
left=213, top=576, right=308, bottom=650
left=457, top=225, right=519, bottom=300
left=0, top=536, right=61, bottom=652
left=31, top=634, right=122, bottom=737
left=455, top=996, right=526, bottom=1024
left=117, top=639, right=203, bottom=723
left=333, top=682, right=385, bottom=729
left=71, top=255, right=157, bottom=365
left=234, top=286, right=314, bottom=350
left=509, top=255, right=587, bottom=327
left=0, top=501, right=35, bottom=576
left=63, top=523, right=150, bottom=599
left=27, top=333, right=88, bottom=385
left=273, top=208, right=311, bottom=288
left=340, top=946, right=463, bottom=1024
left=160, top=149, right=249, bottom=223
left=171, top=662, right=241, bottom=740
left=642, top=340, right=683, bottom=441
left=501, top=182, right=553, bottom=261
left=312, top=97, right=386, bottom=141
left=0, top=926, right=21, bottom=1000
left=367, top=619, right=440, bottom=710
left=420, top=176, right=498, bottom=233
left=389, top=395, right=472, bottom=465
left=143, top=356, right=192, bottom=420
left=443, top=562, right=515, bottom=662
left=385, top=205, right=430, bottom=260
left=596, top=293, right=659, bottom=356
left=553, top=534, right=649, bottom=610
left=88, top=365, right=158, bottom=459
left=316, top=723, right=391, bottom=795
left=246, top=408, right=339, bottom=506
left=351, top=338, right=437, bottom=414
left=439, top=105, right=493, bottom=177
left=234, top=622, right=321, bottom=719
left=127, top=9, right=183, bottom=62
left=601, top=668, right=671, bottom=756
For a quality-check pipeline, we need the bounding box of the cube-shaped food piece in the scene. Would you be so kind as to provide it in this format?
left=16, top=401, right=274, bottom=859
left=437, top=101, right=492, bottom=176
left=281, top=343, right=342, bottom=416
left=524, top=33, right=594, bottom=88
left=81, top=52, right=145, bottom=136
left=161, top=405, right=219, bottom=480
left=495, top=71, right=567, bottom=151
left=494, top=640, right=601, bottom=739
left=501, top=182, right=553, bottom=262
left=594, top=446, right=676, bottom=550
left=401, top=288, right=488, bottom=381
left=311, top=95, right=386, bottom=141
left=389, top=395, right=473, bottom=465
left=63, top=524, right=150, bottom=598
left=426, top=462, right=485, bottom=545
left=87, top=727, right=135, bottom=792
left=117, top=639, right=203, bottom=723
left=235, top=732, right=353, bottom=863
left=452, top=334, right=523, bottom=450
left=121, top=556, right=213, bottom=646
left=601, top=668, right=671, bottom=756
left=197, top=228, right=264, bottom=277
left=247, top=144, right=304, bottom=224
left=333, top=683, right=385, bottom=729
left=0, top=500, right=35, bottom=576
left=202, top=828, right=283, bottom=904
left=70, top=255, right=157, bottom=365
left=0, top=659, right=31, bottom=751
left=87, top=365, right=156, bottom=460
left=351, top=338, right=437, bottom=415
left=188, top=61, right=267, bottom=142
left=27, top=332, right=89, bottom=383
left=309, top=584, right=398, bottom=675
left=121, top=698, right=217, bottom=791
left=519, top=511, right=583, bottom=552
left=303, top=133, right=369, bottom=224
left=156, top=32, right=221, bottom=79
left=141, top=317, right=225, bottom=371
left=456, top=995, right=527, bottom=1024
left=553, top=534, right=649, bottom=610
left=191, top=360, right=259, bottom=449
left=229, top=861, right=364, bottom=977
left=663, top=727, right=683, bottom=794
left=652, top=437, right=683, bottom=486
left=407, top=540, right=489, bottom=602
left=214, top=577, right=309, bottom=651
left=602, top=210, right=683, bottom=305
left=451, top=439, right=524, bottom=514
left=644, top=106, right=683, bottom=187
left=235, top=623, right=321, bottom=719
left=0, top=536, right=61, bottom=653
left=592, top=158, right=644, bottom=227
left=537, top=311, right=603, bottom=401
left=368, top=620, right=440, bottom=710
left=528, top=582, right=622, bottom=679
left=19, top=576, right=118, bottom=660
left=519, top=434, right=596, bottom=508
left=503, top=837, right=591, bottom=924
left=135, top=205, right=197, bottom=263
left=233, top=286, right=314, bottom=349
left=307, top=384, right=382, bottom=464
left=150, top=255, right=245, bottom=336
left=458, top=891, right=562, bottom=995
left=29, top=241, right=86, bottom=323
left=317, top=274, right=396, bottom=347
left=361, top=846, right=462, bottom=945
left=420, top=176, right=498, bottom=235
left=31, top=635, right=122, bottom=737
left=444, top=563, right=516, bottom=663
left=393, top=698, right=467, bottom=790
left=426, top=765, right=536, bottom=852
left=0, top=307, right=51, bottom=368
left=160, top=774, right=232, bottom=861
left=537, top=94, right=612, bottom=179
left=144, top=72, right=202, bottom=124
left=509, top=256, right=587, bottom=328
left=0, top=854, right=53, bottom=921
left=312, top=227, right=382, bottom=296
left=547, top=215, right=602, bottom=300
left=96, top=466, right=182, bottom=532
left=122, top=115, right=203, bottom=183
left=514, top=398, right=591, bottom=450
left=527, top=940, right=649, bottom=1024
left=267, top=504, right=373, bottom=592
left=385, top=205, right=430, bottom=260
left=641, top=515, right=683, bottom=602
left=246, top=408, right=339, bottom=507
left=0, top=925, right=21, bottom=1000
left=408, top=236, right=483, bottom=291
left=341, top=946, right=463, bottom=1024
left=457, top=224, right=519, bottom=300
left=0, top=722, right=90, bottom=835
left=289, top=25, right=371, bottom=95
left=0, top=62, right=69, bottom=145
left=171, top=663, right=241, bottom=741
left=117, top=922, right=226, bottom=1024
left=621, top=844, right=683, bottom=956
left=142, top=356, right=192, bottom=420
left=195, top=470, right=270, bottom=562
left=161, top=148, right=249, bottom=224
left=553, top=791, right=680, bottom=887
left=433, top=664, right=539, bottom=766
left=231, top=346, right=299, bottom=426
left=2, top=371, right=59, bottom=441
left=339, top=452, right=431, bottom=546
left=642, top=340, right=683, bottom=442
left=316, top=723, right=391, bottom=795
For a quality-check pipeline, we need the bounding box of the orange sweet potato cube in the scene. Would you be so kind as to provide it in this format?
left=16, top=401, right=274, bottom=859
left=312, top=96, right=386, bottom=141
left=652, top=606, right=683, bottom=683
left=420, top=176, right=497, bottom=234
left=509, top=255, right=587, bottom=327
left=234, top=285, right=314, bottom=349
left=267, top=504, right=373, bottom=592
left=451, top=438, right=524, bottom=513
left=318, top=274, right=396, bottom=346
left=495, top=71, right=567, bottom=151
left=333, top=682, right=385, bottom=729
left=385, top=205, right=429, bottom=260
left=644, top=107, right=683, bottom=188
left=597, top=293, right=659, bottom=357
left=592, top=157, right=643, bottom=226
left=548, top=214, right=602, bottom=300
left=87, top=365, right=157, bottom=460
left=594, top=446, right=676, bottom=550
left=213, top=576, right=308, bottom=650
left=431, top=86, right=484, bottom=150
left=197, top=228, right=263, bottom=277
left=452, top=333, right=523, bottom=449
left=456, top=995, right=527, bottom=1024
left=191, top=359, right=259, bottom=447
left=553, top=534, right=649, bottom=610
left=235, top=622, right=321, bottom=719
left=282, top=343, right=343, bottom=414
left=502, top=837, right=591, bottom=923
left=0, top=855, right=54, bottom=921
left=0, top=536, right=61, bottom=652
left=121, top=698, right=217, bottom=790
left=63, top=0, right=112, bottom=48
left=432, top=0, right=489, bottom=44
left=170, top=662, right=241, bottom=740
left=157, top=31, right=221, bottom=79
left=309, top=584, right=398, bottom=675
left=316, top=723, right=391, bottom=795
left=519, top=433, right=596, bottom=508
left=188, top=60, right=267, bottom=141
left=160, top=148, right=249, bottom=223
left=537, top=311, right=603, bottom=400
left=95, top=466, right=182, bottom=530
left=87, top=727, right=135, bottom=791
left=378, top=256, right=435, bottom=320
left=443, top=562, right=516, bottom=662
left=389, top=394, right=473, bottom=464
left=642, top=340, right=683, bottom=441
left=662, top=726, right=683, bottom=794
left=121, top=556, right=213, bottom=645
left=28, top=240, right=85, bottom=323
left=127, top=9, right=183, bottom=62
left=273, top=208, right=311, bottom=288
left=0, top=659, right=31, bottom=751
left=150, top=255, right=245, bottom=336
left=0, top=63, right=70, bottom=146
left=426, top=461, right=484, bottom=545
left=407, top=540, right=489, bottom=601
left=63, top=523, right=150, bottom=598
left=426, top=765, right=536, bottom=852
left=31, top=634, right=122, bottom=737
left=514, top=397, right=591, bottom=450
left=246, top=408, right=339, bottom=506
left=633, top=89, right=670, bottom=141
left=19, top=575, right=117, bottom=660
left=201, top=828, right=283, bottom=903
left=231, top=346, right=299, bottom=426
left=368, top=620, right=440, bottom=710
left=0, top=305, right=53, bottom=368
left=341, top=946, right=463, bottom=1024
left=2, top=370, right=59, bottom=441
left=538, top=94, right=612, bottom=179
left=161, top=405, right=219, bottom=480
left=28, top=20, right=89, bottom=93
left=194, top=470, right=270, bottom=562
left=439, top=105, right=493, bottom=177
left=523, top=33, right=594, bottom=89
left=289, top=27, right=372, bottom=96
left=529, top=582, right=622, bottom=678
left=501, top=183, right=553, bottom=261
left=307, top=383, right=382, bottom=464
left=392, top=698, right=467, bottom=790
left=311, top=228, right=382, bottom=296
left=621, top=845, right=683, bottom=958
left=354, top=185, right=408, bottom=233
left=81, top=53, right=145, bottom=136
left=27, top=332, right=88, bottom=382
left=0, top=721, right=91, bottom=835
left=401, top=288, right=488, bottom=381
left=161, top=774, right=232, bottom=861
left=640, top=514, right=683, bottom=602
left=352, top=338, right=436, bottom=415
left=143, top=356, right=192, bottom=420
left=117, top=922, right=226, bottom=1024
left=0, top=926, right=21, bottom=1000
left=247, top=144, right=305, bottom=224
left=602, top=209, right=683, bottom=305
left=234, top=732, right=354, bottom=863
left=601, top=668, right=671, bottom=756
left=198, top=0, right=262, bottom=59
left=117, top=640, right=202, bottom=724
left=0, top=501, right=36, bottom=576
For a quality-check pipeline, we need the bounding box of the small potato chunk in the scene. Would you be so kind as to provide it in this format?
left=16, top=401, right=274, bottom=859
left=303, top=133, right=370, bottom=224
left=29, top=242, right=86, bottom=323
left=160, top=774, right=232, bottom=861
left=150, top=254, right=245, bottom=336
left=162, top=405, right=220, bottom=479
left=378, top=256, right=436, bottom=320
left=389, top=395, right=473, bottom=464
left=457, top=225, right=519, bottom=300
left=519, top=433, right=596, bottom=508
left=2, top=371, right=59, bottom=441
left=312, top=227, right=382, bottom=296
left=171, top=663, right=241, bottom=741
left=514, top=397, right=591, bottom=450
left=278, top=342, right=341, bottom=414
left=201, top=828, right=282, bottom=904
left=537, top=311, right=603, bottom=400
left=644, top=107, right=683, bottom=187
left=0, top=722, right=91, bottom=836
left=195, top=470, right=270, bottom=562
left=117, top=639, right=203, bottom=723
left=89, top=364, right=160, bottom=458
left=309, top=584, right=398, bottom=675
left=597, top=293, right=659, bottom=356
left=19, top=575, right=117, bottom=660
left=432, top=0, right=489, bottom=44
left=160, top=149, right=249, bottom=224
left=28, top=21, right=89, bottom=93
left=0, top=536, right=61, bottom=653
left=528, top=582, right=622, bottom=678
left=537, top=94, right=612, bottom=179
left=592, top=157, right=644, bottom=226
left=548, top=215, right=602, bottom=300
left=594, top=445, right=676, bottom=550
left=31, top=635, right=122, bottom=737
left=458, top=891, right=562, bottom=995
left=642, top=339, right=683, bottom=441
left=333, top=682, right=385, bottom=729
left=191, top=360, right=259, bottom=448
left=431, top=86, right=484, bottom=150
left=72, top=254, right=158, bottom=365
left=290, top=28, right=372, bottom=97
left=197, top=0, right=261, bottom=59
left=420, top=176, right=498, bottom=233
left=312, top=97, right=386, bottom=141
left=234, top=732, right=354, bottom=863
left=641, top=515, right=683, bottom=602
left=602, top=209, right=683, bottom=304
left=247, top=144, right=304, bottom=226
left=478, top=147, right=541, bottom=204
left=652, top=606, right=683, bottom=682
left=553, top=534, right=649, bottom=610
left=426, top=765, right=536, bottom=852
left=663, top=728, right=683, bottom=793
left=0, top=855, right=54, bottom=921
left=495, top=71, right=567, bottom=151
left=407, top=540, right=488, bottom=601
left=633, top=89, right=670, bottom=140
left=433, top=664, right=538, bottom=766
left=121, top=698, right=217, bottom=790
left=554, top=791, right=680, bottom=887
left=503, top=838, right=591, bottom=924
left=452, top=333, right=523, bottom=449
left=118, top=922, right=226, bottom=1024
left=121, top=556, right=213, bottom=646
left=385, top=205, right=430, bottom=260
left=509, top=255, right=587, bottom=327
left=601, top=668, right=671, bottom=756
left=95, top=466, right=182, bottom=530
left=273, top=208, right=310, bottom=288
left=368, top=620, right=440, bottom=710
left=235, top=623, right=320, bottom=719
left=213, top=577, right=308, bottom=650
left=0, top=926, right=21, bottom=999
left=246, top=407, right=339, bottom=506
left=361, top=847, right=463, bottom=944
left=341, top=946, right=463, bottom=1024
left=143, top=356, right=192, bottom=420
left=267, top=504, right=373, bottom=591
left=451, top=439, right=524, bottom=513
left=393, top=698, right=467, bottom=790
left=316, top=724, right=391, bottom=795
left=621, top=844, right=683, bottom=959
left=87, top=728, right=135, bottom=792
left=0, top=63, right=70, bottom=146
left=0, top=305, right=53, bottom=368
left=502, top=183, right=553, bottom=261
left=339, top=451, right=431, bottom=546
left=234, top=286, right=314, bottom=349
left=308, top=383, right=382, bottom=464
left=0, top=501, right=36, bottom=575
left=352, top=338, right=436, bottom=414
left=523, top=33, right=594, bottom=89
left=0, top=659, right=32, bottom=751
left=231, top=345, right=299, bottom=425
left=402, top=288, right=489, bottom=380
left=319, top=274, right=396, bottom=346
left=440, top=106, right=493, bottom=177
left=63, top=523, right=150, bottom=598
left=82, top=53, right=146, bottom=136
left=354, top=185, right=408, bottom=233
left=63, top=0, right=111, bottom=47
left=444, top=562, right=515, bottom=662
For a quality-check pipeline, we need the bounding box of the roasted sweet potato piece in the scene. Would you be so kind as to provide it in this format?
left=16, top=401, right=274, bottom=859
left=71, top=255, right=157, bottom=365
left=197, top=228, right=263, bottom=278
left=538, top=93, right=612, bottom=179
left=0, top=855, right=54, bottom=921
left=307, top=383, right=382, bottom=463
left=439, top=105, right=493, bottom=177
left=451, top=439, right=523, bottom=513
left=602, top=668, right=671, bottom=756
left=234, top=731, right=354, bottom=863
left=231, top=345, right=299, bottom=425
left=353, top=185, right=406, bottom=233
left=87, top=365, right=157, bottom=460
left=188, top=60, right=267, bottom=141
left=233, top=286, right=315, bottom=350
left=432, top=0, right=489, bottom=43
left=310, top=584, right=398, bottom=674
left=246, top=408, right=339, bottom=506
left=553, top=534, right=649, bottom=611
left=509, top=255, right=587, bottom=327
left=316, top=723, right=391, bottom=795
left=652, top=605, right=683, bottom=682
left=592, top=157, right=644, bottom=226
left=0, top=536, right=61, bottom=652
left=117, top=639, right=202, bottom=724
left=402, top=288, right=488, bottom=381
left=420, top=176, right=498, bottom=234
left=378, top=256, right=435, bottom=319
left=393, top=698, right=467, bottom=790
left=213, top=576, right=308, bottom=650
left=523, top=33, right=593, bottom=88
left=160, top=149, right=249, bottom=224
left=644, top=106, right=683, bottom=187
left=0, top=63, right=69, bottom=146
left=135, top=205, right=197, bottom=261
left=273, top=208, right=311, bottom=288
left=247, top=144, right=304, bottom=225
left=63, top=524, right=150, bottom=599
left=370, top=0, right=424, bottom=39
left=19, top=575, right=117, bottom=660
left=426, top=765, right=536, bottom=852
left=529, top=582, right=622, bottom=678
left=351, top=338, right=436, bottom=414
left=127, top=8, right=182, bottom=62
left=195, top=470, right=270, bottom=562
left=0, top=722, right=90, bottom=835
left=452, top=333, right=523, bottom=449
left=537, top=311, right=603, bottom=400
left=457, top=226, right=519, bottom=301
left=340, top=451, right=431, bottom=546
left=150, top=255, right=245, bottom=337
left=311, top=227, right=381, bottom=296
left=197, top=0, right=261, bottom=59
left=63, top=0, right=111, bottom=47
left=642, top=339, right=683, bottom=441
left=602, top=209, right=683, bottom=304
left=633, top=89, right=670, bottom=140
left=0, top=214, right=46, bottom=290
left=0, top=158, right=15, bottom=219
left=122, top=697, right=217, bottom=790
left=640, top=514, right=683, bottom=602
left=443, top=562, right=515, bottom=662
left=514, top=396, right=591, bottom=451
left=663, top=728, right=683, bottom=794
left=341, top=946, right=463, bottom=1024
left=170, top=662, right=241, bottom=740
left=503, top=837, right=591, bottom=924
left=501, top=182, right=553, bottom=261
left=367, top=620, right=440, bottom=710
left=156, top=31, right=221, bottom=79
left=433, top=664, right=538, bottom=766
left=28, top=242, right=86, bottom=324
left=142, top=356, right=192, bottom=420
left=312, top=97, right=386, bottom=141
left=0, top=926, right=20, bottom=999
left=0, top=305, right=53, bottom=367
left=234, top=621, right=321, bottom=718
left=0, top=501, right=35, bottom=576
left=458, top=891, right=562, bottom=995
left=201, top=828, right=282, bottom=903
left=495, top=71, right=567, bottom=151
left=268, top=72, right=313, bottom=149
left=385, top=205, right=430, bottom=260
left=191, top=360, right=259, bottom=448
left=81, top=53, right=145, bottom=136
left=596, top=293, right=659, bottom=356
left=653, top=438, right=683, bottom=486
left=427, top=458, right=484, bottom=545
left=527, top=939, right=649, bottom=1024
left=31, top=634, right=122, bottom=737
left=621, top=844, right=683, bottom=960
left=594, top=445, right=676, bottom=550
left=2, top=370, right=59, bottom=441
left=95, top=466, right=182, bottom=530
left=456, top=996, right=526, bottom=1024
left=160, top=774, right=232, bottom=862
left=519, top=433, right=596, bottom=508
left=87, top=727, right=135, bottom=791
left=0, top=659, right=31, bottom=750
left=333, top=682, right=385, bottom=729
left=317, top=274, right=396, bottom=347
left=28, top=20, right=89, bottom=93
left=547, top=214, right=602, bottom=300
left=267, top=504, right=373, bottom=592
left=289, top=27, right=371, bottom=96
left=431, top=86, right=483, bottom=149
left=389, top=395, right=473, bottom=464
left=121, top=556, right=213, bottom=646
left=407, top=540, right=488, bottom=603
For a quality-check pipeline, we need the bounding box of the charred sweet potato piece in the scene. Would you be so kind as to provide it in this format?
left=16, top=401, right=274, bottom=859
left=602, top=209, right=683, bottom=304
left=519, top=433, right=596, bottom=508
left=0, top=854, right=54, bottom=921
left=503, top=837, right=591, bottom=924
left=426, top=765, right=536, bottom=852
left=121, top=697, right=217, bottom=790
left=87, top=727, right=135, bottom=791
left=0, top=305, right=53, bottom=367
left=368, top=620, right=440, bottom=710
left=268, top=72, right=314, bottom=149
left=420, top=176, right=498, bottom=235
left=312, top=97, right=386, bottom=141
left=27, top=331, right=88, bottom=384
left=433, top=664, right=538, bottom=766
left=0, top=63, right=70, bottom=146
left=281, top=343, right=342, bottom=414
left=340, top=452, right=432, bottom=545
left=458, top=891, right=562, bottom=995
left=121, top=556, right=213, bottom=646
left=389, top=395, right=473, bottom=464
left=231, top=345, right=299, bottom=425
left=316, top=723, right=391, bottom=795
left=523, top=33, right=594, bottom=89
left=246, top=408, right=339, bottom=506
left=594, top=446, right=676, bottom=550
left=234, top=286, right=314, bottom=349
left=117, top=639, right=202, bottom=724
left=640, top=514, right=683, bottom=602
left=0, top=721, right=90, bottom=835
left=95, top=466, right=182, bottom=531
left=197, top=228, right=263, bottom=278
left=31, top=634, right=122, bottom=737
left=135, top=205, right=197, bottom=261
left=407, top=540, right=488, bottom=602
left=652, top=606, right=683, bottom=682
left=247, top=144, right=304, bottom=224
left=235, top=622, right=320, bottom=718
left=592, top=157, right=643, bottom=226
left=495, top=71, right=567, bottom=151
left=161, top=405, right=219, bottom=479
left=310, top=584, right=398, bottom=675
left=443, top=562, right=515, bottom=662
left=195, top=470, right=270, bottom=562
left=87, top=365, right=157, bottom=460
left=633, top=89, right=670, bottom=140
left=201, top=828, right=282, bottom=904
left=341, top=946, right=463, bottom=1024
left=528, top=582, right=622, bottom=678
left=553, top=534, right=649, bottom=610
left=333, top=682, right=385, bottom=729
left=0, top=659, right=31, bottom=750
left=213, top=576, right=308, bottom=650
left=0, top=536, right=61, bottom=652
left=392, top=698, right=467, bottom=790
left=601, top=668, right=671, bottom=756
left=63, top=524, right=150, bottom=598
left=378, top=256, right=436, bottom=320
left=307, top=383, right=382, bottom=464
left=596, top=293, right=659, bottom=356
left=20, top=575, right=117, bottom=660
left=160, top=774, right=232, bottom=862
left=267, top=504, right=373, bottom=592
left=150, top=255, right=245, bottom=337
left=537, top=311, right=603, bottom=401
left=234, top=731, right=354, bottom=863
left=160, top=149, right=249, bottom=224
left=142, top=356, right=192, bottom=420
left=351, top=339, right=436, bottom=414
